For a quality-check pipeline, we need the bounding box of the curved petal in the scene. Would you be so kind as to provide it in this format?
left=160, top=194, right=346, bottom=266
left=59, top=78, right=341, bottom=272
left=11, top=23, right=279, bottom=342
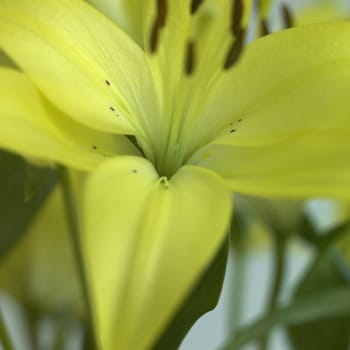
left=188, top=22, right=350, bottom=154
left=0, top=0, right=158, bottom=138
left=87, top=0, right=144, bottom=46
left=82, top=156, right=232, bottom=350
left=193, top=130, right=350, bottom=200
left=0, top=67, right=137, bottom=171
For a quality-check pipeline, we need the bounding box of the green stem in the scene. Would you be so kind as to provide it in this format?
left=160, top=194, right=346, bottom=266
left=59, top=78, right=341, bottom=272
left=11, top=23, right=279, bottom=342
left=58, top=166, right=97, bottom=350
left=259, top=232, right=287, bottom=350
left=267, top=235, right=287, bottom=310
left=0, top=309, right=14, bottom=350
left=227, top=209, right=249, bottom=337
left=53, top=324, right=66, bottom=350
left=228, top=236, right=247, bottom=332
left=25, top=304, right=39, bottom=349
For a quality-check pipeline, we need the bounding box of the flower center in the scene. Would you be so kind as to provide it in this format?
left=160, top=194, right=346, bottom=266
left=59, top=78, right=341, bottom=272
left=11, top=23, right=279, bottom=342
left=138, top=0, right=249, bottom=177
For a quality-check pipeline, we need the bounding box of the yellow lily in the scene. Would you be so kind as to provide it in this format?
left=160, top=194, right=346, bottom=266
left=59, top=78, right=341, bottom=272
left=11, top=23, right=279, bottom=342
left=1, top=0, right=350, bottom=349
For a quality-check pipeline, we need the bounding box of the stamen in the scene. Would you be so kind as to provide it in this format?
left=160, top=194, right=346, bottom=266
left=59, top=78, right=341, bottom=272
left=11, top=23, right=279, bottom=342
left=231, top=0, right=244, bottom=37
left=224, top=29, right=245, bottom=70
left=109, top=106, right=115, bottom=112
left=105, top=80, right=111, bottom=86
left=185, top=41, right=196, bottom=75
left=149, top=0, right=168, bottom=53
left=281, top=3, right=294, bottom=29
left=260, top=19, right=270, bottom=36
left=150, top=23, right=160, bottom=53
left=157, top=0, right=168, bottom=28
left=191, top=0, right=204, bottom=15
left=230, top=129, right=236, bottom=133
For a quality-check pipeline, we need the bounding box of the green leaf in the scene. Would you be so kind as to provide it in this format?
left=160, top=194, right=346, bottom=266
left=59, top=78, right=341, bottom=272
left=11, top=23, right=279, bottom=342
left=288, top=254, right=350, bottom=350
left=221, top=288, right=350, bottom=350
left=0, top=150, right=57, bottom=259
left=152, top=238, right=229, bottom=350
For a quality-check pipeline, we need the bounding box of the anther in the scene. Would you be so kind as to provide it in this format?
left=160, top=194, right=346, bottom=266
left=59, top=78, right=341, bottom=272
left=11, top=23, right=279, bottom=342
left=224, top=29, right=245, bottom=70
left=150, top=24, right=160, bottom=53
left=191, top=0, right=204, bottom=15
left=92, top=146, right=97, bottom=150
left=109, top=106, right=115, bottom=112
left=105, top=80, right=111, bottom=86
left=149, top=0, right=168, bottom=53
left=231, top=0, right=244, bottom=37
left=185, top=41, right=196, bottom=75
left=260, top=19, right=270, bottom=36
left=157, top=0, right=168, bottom=28
left=230, top=129, right=236, bottom=133
left=281, top=3, right=294, bottom=29
left=238, top=118, right=242, bottom=122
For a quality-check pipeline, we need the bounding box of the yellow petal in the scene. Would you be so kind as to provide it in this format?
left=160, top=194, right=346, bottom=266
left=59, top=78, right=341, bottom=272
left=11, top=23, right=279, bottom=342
left=87, top=0, right=144, bottom=46
left=82, top=156, right=232, bottom=350
left=188, top=22, right=350, bottom=154
left=0, top=67, right=136, bottom=171
left=189, top=23, right=350, bottom=200
left=194, top=130, right=350, bottom=200
left=0, top=0, right=158, bottom=137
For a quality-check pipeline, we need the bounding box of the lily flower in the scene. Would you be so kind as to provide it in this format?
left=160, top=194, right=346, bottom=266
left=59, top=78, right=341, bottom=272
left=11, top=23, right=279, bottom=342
left=1, top=0, right=350, bottom=348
